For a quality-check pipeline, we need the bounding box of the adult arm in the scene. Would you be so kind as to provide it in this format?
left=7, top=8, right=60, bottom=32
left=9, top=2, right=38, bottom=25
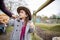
left=0, top=0, right=13, bottom=17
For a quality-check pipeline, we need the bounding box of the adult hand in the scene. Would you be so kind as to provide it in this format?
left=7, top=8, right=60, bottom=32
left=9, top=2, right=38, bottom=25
left=12, top=15, right=17, bottom=19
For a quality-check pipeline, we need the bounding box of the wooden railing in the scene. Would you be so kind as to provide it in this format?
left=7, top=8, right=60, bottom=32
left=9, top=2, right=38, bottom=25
left=33, top=0, right=55, bottom=24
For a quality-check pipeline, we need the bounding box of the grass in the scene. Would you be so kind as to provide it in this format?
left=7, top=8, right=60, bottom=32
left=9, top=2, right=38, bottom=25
left=35, top=23, right=50, bottom=30
left=32, top=33, right=41, bottom=40
left=35, top=23, right=60, bottom=32
left=6, top=26, right=13, bottom=33
left=50, top=25, right=60, bottom=32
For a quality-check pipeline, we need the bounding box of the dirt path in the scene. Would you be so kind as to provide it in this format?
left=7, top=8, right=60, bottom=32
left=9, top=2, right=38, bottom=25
left=0, top=32, right=11, bottom=40
left=35, top=26, right=60, bottom=40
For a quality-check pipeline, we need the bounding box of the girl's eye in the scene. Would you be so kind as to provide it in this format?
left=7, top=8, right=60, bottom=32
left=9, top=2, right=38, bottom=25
left=20, top=11, right=23, bottom=13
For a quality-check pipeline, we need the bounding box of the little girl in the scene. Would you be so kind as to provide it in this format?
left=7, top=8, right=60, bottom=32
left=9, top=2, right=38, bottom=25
left=9, top=6, right=35, bottom=40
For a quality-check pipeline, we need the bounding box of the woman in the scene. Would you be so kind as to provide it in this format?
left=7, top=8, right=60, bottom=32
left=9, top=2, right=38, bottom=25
left=9, top=6, right=35, bottom=40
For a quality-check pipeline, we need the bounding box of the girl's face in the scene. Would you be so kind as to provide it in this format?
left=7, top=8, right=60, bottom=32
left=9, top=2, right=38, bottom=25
left=19, top=10, right=28, bottom=19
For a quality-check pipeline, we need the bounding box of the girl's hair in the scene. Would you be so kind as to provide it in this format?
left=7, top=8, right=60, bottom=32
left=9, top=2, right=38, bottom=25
left=17, top=6, right=32, bottom=21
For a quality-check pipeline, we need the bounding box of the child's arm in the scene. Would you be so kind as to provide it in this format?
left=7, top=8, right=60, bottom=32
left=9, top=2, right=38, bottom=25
left=28, top=22, right=35, bottom=33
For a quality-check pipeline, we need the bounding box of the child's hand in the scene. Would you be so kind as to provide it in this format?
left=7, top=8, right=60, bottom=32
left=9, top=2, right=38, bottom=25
left=30, top=22, right=35, bottom=28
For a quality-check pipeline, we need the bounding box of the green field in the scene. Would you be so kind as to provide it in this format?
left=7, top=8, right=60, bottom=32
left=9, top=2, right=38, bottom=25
left=35, top=23, right=60, bottom=32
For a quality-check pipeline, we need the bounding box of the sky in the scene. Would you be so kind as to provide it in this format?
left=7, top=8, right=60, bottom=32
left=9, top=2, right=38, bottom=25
left=0, top=0, right=60, bottom=17
left=25, top=0, right=60, bottom=17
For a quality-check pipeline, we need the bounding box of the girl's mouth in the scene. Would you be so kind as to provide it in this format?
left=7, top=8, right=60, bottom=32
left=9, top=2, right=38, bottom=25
left=20, top=18, right=22, bottom=20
